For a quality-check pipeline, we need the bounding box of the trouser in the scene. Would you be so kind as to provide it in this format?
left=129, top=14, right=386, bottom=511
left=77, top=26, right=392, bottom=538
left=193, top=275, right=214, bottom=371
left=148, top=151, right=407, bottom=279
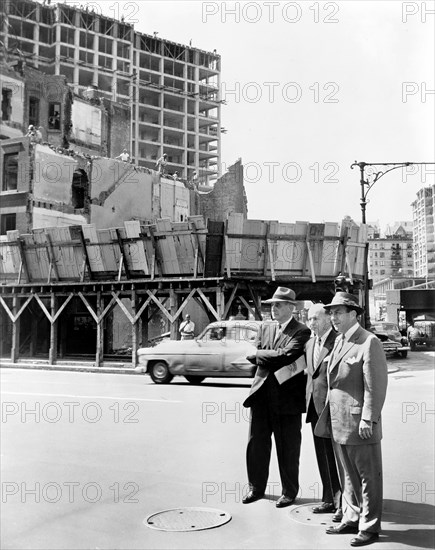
left=246, top=405, right=302, bottom=498
left=333, top=441, right=383, bottom=533
left=311, top=423, right=341, bottom=508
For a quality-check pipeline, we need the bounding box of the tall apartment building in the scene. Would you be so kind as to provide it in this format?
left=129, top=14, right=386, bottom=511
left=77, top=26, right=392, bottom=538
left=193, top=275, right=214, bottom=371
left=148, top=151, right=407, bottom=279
left=412, top=184, right=435, bottom=277
left=0, top=0, right=222, bottom=184
left=368, top=224, right=414, bottom=284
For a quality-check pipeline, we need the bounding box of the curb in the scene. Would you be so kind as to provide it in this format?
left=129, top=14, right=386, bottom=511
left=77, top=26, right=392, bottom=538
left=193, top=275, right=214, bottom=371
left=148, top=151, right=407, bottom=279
left=0, top=360, right=140, bottom=375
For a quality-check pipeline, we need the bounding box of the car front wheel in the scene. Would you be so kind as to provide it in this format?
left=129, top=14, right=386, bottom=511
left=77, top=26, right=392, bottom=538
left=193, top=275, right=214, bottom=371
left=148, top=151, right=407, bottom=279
left=149, top=361, right=173, bottom=384
left=184, top=375, right=205, bottom=384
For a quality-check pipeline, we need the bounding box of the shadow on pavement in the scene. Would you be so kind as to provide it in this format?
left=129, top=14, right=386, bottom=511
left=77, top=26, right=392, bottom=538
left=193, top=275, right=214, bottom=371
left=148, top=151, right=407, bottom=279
left=171, top=381, right=251, bottom=388
left=381, top=499, right=435, bottom=549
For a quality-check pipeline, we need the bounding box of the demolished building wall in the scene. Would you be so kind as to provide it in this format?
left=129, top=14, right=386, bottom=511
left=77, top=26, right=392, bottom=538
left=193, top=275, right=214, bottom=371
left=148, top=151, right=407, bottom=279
left=198, top=159, right=247, bottom=221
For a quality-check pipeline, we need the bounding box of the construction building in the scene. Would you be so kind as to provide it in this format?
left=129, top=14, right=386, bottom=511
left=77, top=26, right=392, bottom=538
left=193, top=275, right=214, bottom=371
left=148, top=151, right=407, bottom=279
left=411, top=184, right=435, bottom=278
left=0, top=0, right=369, bottom=366
left=1, top=0, right=222, bottom=184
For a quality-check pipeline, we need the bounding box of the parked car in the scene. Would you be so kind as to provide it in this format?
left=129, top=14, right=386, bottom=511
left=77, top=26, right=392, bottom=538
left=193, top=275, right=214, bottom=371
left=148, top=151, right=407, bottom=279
left=408, top=317, right=435, bottom=350
left=136, top=320, right=262, bottom=384
left=370, top=322, right=410, bottom=358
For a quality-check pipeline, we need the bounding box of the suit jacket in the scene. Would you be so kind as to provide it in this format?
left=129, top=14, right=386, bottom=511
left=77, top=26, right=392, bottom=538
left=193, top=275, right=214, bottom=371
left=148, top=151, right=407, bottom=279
left=305, top=329, right=337, bottom=423
left=243, top=317, right=311, bottom=413
left=315, top=325, right=388, bottom=445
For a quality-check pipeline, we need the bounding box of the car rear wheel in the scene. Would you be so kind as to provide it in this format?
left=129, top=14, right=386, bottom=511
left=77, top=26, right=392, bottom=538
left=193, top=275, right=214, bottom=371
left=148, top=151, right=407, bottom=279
left=149, top=362, right=173, bottom=384
left=184, top=375, right=205, bottom=384
left=400, top=350, right=408, bottom=358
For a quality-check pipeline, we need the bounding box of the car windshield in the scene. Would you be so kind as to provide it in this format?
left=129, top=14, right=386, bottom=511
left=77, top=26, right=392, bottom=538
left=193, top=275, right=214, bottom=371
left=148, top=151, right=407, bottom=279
left=199, top=324, right=258, bottom=343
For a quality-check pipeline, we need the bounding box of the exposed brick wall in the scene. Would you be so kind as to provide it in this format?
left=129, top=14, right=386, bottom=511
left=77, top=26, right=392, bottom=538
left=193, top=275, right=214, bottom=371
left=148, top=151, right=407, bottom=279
left=197, top=159, right=247, bottom=221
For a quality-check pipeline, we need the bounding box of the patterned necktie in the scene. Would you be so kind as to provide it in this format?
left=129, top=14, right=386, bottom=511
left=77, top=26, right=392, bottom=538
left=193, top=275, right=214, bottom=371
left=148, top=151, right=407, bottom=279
left=335, top=334, right=345, bottom=355
left=274, top=325, right=282, bottom=344
left=313, top=336, right=322, bottom=366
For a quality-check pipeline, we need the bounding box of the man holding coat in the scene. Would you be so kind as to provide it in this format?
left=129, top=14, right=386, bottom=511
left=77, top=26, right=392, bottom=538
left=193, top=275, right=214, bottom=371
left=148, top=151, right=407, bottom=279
left=243, top=287, right=311, bottom=508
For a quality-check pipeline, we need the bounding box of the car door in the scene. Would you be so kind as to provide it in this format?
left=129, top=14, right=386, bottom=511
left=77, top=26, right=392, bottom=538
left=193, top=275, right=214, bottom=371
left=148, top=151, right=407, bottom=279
left=222, top=326, right=258, bottom=376
left=183, top=326, right=226, bottom=373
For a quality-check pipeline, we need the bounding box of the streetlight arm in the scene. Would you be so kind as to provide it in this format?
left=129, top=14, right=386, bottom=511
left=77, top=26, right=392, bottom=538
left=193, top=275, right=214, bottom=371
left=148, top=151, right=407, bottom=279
left=351, top=159, right=435, bottom=329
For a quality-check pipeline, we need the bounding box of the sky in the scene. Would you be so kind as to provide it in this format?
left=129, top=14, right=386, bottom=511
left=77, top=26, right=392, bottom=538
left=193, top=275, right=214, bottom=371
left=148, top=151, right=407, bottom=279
left=92, top=0, right=435, bottom=230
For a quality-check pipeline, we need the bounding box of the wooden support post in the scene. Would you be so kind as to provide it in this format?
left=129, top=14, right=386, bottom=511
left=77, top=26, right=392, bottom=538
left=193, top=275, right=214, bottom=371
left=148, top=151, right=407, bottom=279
left=131, top=286, right=138, bottom=368
left=147, top=226, right=163, bottom=277
left=78, top=226, right=93, bottom=281
left=190, top=221, right=205, bottom=276
left=216, top=287, right=224, bottom=320
left=247, top=284, right=263, bottom=320
left=169, top=287, right=178, bottom=340
left=49, top=293, right=58, bottom=365
left=263, top=222, right=270, bottom=276
left=116, top=229, right=131, bottom=280
left=29, top=315, right=38, bottom=356
left=95, top=291, right=103, bottom=367
left=11, top=295, right=19, bottom=363
left=45, top=233, right=60, bottom=282
left=141, top=310, right=149, bottom=347
left=17, top=238, right=31, bottom=283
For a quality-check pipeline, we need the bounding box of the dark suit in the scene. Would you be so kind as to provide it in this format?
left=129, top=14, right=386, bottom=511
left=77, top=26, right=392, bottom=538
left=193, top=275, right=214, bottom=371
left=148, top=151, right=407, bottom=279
left=315, top=325, right=388, bottom=532
left=305, top=329, right=341, bottom=508
left=243, top=318, right=311, bottom=498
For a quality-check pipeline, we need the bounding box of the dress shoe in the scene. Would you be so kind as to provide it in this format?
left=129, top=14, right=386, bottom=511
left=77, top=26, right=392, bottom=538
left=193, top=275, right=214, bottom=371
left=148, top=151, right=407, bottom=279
left=332, top=508, right=343, bottom=522
left=312, top=502, right=335, bottom=514
left=326, top=523, right=359, bottom=535
left=276, top=495, right=295, bottom=508
left=350, top=531, right=379, bottom=546
left=242, top=491, right=264, bottom=504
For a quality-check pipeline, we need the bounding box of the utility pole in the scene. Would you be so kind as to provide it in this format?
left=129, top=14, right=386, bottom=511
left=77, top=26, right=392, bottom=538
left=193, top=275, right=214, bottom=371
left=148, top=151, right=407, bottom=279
left=351, top=161, right=435, bottom=328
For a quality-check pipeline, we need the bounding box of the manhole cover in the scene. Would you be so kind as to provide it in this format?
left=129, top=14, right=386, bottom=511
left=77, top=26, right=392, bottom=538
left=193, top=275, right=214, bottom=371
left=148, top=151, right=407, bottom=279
left=145, top=507, right=232, bottom=531
left=289, top=503, right=336, bottom=526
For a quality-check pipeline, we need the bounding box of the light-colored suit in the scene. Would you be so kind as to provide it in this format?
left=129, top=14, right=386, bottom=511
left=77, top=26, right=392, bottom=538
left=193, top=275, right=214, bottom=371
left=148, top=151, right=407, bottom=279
left=315, top=325, right=388, bottom=532
left=305, top=330, right=341, bottom=508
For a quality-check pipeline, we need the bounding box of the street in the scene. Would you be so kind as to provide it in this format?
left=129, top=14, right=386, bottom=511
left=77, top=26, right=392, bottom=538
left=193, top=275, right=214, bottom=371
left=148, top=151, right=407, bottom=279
left=1, top=351, right=434, bottom=550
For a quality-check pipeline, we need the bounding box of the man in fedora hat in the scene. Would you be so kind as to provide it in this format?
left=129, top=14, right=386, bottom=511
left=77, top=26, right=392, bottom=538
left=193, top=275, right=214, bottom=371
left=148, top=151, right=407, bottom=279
left=242, top=287, right=311, bottom=508
left=315, top=292, right=388, bottom=547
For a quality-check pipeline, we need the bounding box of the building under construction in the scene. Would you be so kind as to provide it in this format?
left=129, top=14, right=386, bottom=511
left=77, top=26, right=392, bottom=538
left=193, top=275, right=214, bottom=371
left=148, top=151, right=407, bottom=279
left=0, top=0, right=368, bottom=366
left=1, top=0, right=222, bottom=184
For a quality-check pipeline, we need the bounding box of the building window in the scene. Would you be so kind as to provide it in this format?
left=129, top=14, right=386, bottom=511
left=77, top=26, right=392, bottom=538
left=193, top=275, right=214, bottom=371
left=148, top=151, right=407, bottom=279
left=380, top=270, right=385, bottom=275
left=0, top=213, right=16, bottom=235
left=2, top=153, right=19, bottom=191
left=1, top=88, right=12, bottom=121
left=29, top=97, right=40, bottom=127
left=380, top=252, right=384, bottom=258
left=48, top=103, right=61, bottom=130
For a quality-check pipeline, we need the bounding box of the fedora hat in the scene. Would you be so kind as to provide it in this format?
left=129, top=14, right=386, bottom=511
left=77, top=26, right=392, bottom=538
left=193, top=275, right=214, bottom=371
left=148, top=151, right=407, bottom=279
left=263, top=287, right=297, bottom=304
left=323, top=292, right=363, bottom=315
